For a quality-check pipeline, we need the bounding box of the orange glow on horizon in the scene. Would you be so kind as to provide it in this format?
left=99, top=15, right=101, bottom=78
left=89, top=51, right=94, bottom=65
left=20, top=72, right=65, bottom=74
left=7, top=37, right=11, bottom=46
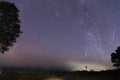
left=46, top=76, right=63, bottom=80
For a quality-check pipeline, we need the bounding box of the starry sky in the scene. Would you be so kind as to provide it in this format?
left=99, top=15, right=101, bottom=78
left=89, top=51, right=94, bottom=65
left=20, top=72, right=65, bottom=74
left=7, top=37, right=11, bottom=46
left=0, top=0, right=120, bottom=71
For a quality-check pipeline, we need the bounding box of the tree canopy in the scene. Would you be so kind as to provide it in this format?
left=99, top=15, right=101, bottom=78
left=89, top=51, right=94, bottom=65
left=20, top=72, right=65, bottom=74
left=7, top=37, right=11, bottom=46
left=111, top=47, right=120, bottom=69
left=0, top=1, right=22, bottom=53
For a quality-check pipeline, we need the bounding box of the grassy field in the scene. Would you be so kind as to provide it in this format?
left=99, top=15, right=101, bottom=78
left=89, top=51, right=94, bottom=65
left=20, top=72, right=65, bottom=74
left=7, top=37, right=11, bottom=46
left=0, top=68, right=120, bottom=80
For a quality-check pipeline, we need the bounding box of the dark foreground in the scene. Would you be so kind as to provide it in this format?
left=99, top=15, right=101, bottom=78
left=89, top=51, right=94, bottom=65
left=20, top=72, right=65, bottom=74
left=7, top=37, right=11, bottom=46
left=0, top=68, right=120, bottom=80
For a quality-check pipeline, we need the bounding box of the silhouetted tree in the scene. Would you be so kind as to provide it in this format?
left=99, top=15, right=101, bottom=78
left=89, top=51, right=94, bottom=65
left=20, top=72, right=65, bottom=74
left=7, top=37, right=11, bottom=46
left=111, top=47, right=120, bottom=69
left=85, top=66, right=87, bottom=69
left=0, top=1, right=22, bottom=53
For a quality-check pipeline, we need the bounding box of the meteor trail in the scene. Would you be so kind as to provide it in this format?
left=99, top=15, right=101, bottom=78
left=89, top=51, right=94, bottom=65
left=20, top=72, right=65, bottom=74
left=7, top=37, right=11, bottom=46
left=112, top=27, right=117, bottom=41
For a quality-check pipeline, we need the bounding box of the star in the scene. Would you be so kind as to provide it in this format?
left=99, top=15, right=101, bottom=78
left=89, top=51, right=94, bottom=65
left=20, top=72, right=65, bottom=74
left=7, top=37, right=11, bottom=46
left=56, top=13, right=60, bottom=16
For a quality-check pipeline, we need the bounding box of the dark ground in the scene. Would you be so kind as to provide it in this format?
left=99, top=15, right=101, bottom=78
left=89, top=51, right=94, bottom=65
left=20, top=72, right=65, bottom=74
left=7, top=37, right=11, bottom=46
left=0, top=68, right=120, bottom=80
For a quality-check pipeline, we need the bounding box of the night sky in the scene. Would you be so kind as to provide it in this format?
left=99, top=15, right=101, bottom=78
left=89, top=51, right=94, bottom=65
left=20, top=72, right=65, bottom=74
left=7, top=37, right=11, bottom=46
left=0, top=0, right=120, bottom=71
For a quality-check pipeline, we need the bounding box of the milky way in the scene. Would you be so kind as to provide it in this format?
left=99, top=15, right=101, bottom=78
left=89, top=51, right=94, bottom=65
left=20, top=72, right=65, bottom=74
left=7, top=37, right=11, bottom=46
left=0, top=0, right=120, bottom=70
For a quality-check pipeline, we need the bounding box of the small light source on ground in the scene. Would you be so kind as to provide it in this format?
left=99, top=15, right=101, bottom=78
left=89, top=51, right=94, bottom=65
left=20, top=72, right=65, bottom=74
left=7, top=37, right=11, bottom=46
left=46, top=76, right=63, bottom=80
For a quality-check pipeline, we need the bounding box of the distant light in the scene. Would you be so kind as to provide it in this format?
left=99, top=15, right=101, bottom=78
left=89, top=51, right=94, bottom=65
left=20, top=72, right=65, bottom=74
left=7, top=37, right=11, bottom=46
left=46, top=76, right=63, bottom=80
left=67, top=61, right=110, bottom=71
